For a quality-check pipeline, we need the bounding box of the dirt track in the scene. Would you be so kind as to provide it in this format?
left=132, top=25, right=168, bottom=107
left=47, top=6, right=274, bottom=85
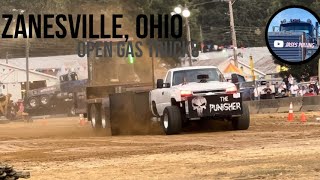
left=1, top=112, right=320, bottom=179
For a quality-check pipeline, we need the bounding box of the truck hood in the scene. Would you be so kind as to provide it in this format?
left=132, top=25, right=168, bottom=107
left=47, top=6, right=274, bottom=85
left=173, top=81, right=234, bottom=92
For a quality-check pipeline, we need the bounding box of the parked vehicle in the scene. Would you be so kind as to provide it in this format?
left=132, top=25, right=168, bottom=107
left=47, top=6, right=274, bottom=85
left=25, top=72, right=87, bottom=116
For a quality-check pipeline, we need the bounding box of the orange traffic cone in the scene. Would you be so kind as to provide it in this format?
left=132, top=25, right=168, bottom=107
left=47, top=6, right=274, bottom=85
left=80, top=120, right=86, bottom=126
left=287, top=102, right=294, bottom=122
left=79, top=114, right=86, bottom=126
left=41, top=117, right=48, bottom=126
left=41, top=120, right=48, bottom=126
left=300, top=112, right=306, bottom=123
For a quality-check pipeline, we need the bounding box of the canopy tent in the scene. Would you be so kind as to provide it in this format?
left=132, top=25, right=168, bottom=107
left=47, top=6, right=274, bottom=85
left=223, top=62, right=259, bottom=80
left=223, top=63, right=243, bottom=74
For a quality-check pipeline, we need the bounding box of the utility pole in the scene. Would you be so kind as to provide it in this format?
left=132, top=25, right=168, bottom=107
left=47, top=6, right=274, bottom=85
left=151, top=51, right=155, bottom=88
left=185, top=14, right=193, bottom=66
left=200, top=25, right=204, bottom=53
left=5, top=52, right=8, bottom=64
left=228, top=0, right=238, bottom=67
left=26, top=36, right=30, bottom=99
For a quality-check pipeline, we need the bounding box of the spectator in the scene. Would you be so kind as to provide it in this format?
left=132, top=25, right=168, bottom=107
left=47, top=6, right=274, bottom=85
left=283, top=75, right=289, bottom=91
left=278, top=82, right=287, bottom=94
left=299, top=85, right=307, bottom=96
left=309, top=81, right=319, bottom=95
left=263, top=83, right=273, bottom=99
left=275, top=82, right=279, bottom=95
left=288, top=74, right=294, bottom=90
left=290, top=83, right=299, bottom=97
left=254, top=85, right=260, bottom=101
left=304, top=88, right=316, bottom=97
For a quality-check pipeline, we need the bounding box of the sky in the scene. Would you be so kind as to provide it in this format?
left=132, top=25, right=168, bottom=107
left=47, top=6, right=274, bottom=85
left=268, top=8, right=318, bottom=32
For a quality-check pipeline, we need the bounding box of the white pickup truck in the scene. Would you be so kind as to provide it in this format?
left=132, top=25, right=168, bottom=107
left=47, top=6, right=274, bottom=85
left=150, top=66, right=250, bottom=135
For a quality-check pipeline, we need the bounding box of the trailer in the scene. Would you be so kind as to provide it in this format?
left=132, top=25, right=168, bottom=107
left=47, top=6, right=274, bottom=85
left=85, top=39, right=154, bottom=135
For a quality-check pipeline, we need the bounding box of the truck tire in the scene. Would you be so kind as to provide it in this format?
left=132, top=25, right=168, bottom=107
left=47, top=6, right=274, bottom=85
left=27, top=97, right=39, bottom=109
left=161, top=106, right=182, bottom=135
left=90, top=104, right=102, bottom=129
left=40, top=95, right=50, bottom=107
left=100, top=106, right=112, bottom=135
left=232, top=103, right=250, bottom=130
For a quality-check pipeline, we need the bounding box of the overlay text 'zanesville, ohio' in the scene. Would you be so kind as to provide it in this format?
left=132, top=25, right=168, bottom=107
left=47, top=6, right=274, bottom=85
left=1, top=14, right=183, bottom=39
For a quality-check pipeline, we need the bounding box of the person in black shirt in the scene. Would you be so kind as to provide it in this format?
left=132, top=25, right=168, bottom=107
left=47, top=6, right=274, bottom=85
left=283, top=76, right=289, bottom=93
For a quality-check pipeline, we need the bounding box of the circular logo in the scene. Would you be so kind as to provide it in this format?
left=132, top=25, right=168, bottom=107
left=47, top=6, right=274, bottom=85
left=265, top=6, right=320, bottom=65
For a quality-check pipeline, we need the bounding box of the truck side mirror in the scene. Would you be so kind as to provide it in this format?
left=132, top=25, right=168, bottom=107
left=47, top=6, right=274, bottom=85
left=164, top=83, right=171, bottom=88
left=156, top=79, right=164, bottom=89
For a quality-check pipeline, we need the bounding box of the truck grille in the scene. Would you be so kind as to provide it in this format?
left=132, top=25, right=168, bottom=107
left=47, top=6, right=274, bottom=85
left=193, top=89, right=225, bottom=94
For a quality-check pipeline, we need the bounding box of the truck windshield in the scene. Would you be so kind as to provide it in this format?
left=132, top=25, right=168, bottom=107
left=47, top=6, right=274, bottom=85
left=280, top=23, right=313, bottom=35
left=172, top=68, right=222, bottom=86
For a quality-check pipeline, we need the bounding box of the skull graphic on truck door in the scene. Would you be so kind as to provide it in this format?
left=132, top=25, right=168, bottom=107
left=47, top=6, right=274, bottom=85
left=191, top=96, right=207, bottom=116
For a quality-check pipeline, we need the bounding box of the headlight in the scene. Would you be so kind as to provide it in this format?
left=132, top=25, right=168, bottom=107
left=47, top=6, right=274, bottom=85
left=180, top=90, right=193, bottom=101
left=226, top=85, right=238, bottom=94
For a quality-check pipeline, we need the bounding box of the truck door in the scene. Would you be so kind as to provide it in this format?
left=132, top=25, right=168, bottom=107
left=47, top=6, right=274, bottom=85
left=153, top=71, right=172, bottom=116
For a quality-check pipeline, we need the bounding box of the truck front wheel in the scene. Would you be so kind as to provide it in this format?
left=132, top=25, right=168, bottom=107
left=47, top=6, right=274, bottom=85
left=232, top=103, right=250, bottom=130
left=161, top=106, right=182, bottom=135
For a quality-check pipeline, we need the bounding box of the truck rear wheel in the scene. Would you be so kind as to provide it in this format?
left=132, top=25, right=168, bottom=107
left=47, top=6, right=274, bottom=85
left=232, top=103, right=250, bottom=130
left=90, top=104, right=102, bottom=130
left=27, top=97, right=39, bottom=109
left=100, top=106, right=112, bottom=135
left=161, top=106, right=182, bottom=135
left=40, top=95, right=50, bottom=107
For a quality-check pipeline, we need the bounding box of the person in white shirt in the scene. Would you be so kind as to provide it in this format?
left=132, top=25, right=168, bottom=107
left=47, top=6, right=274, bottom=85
left=254, top=85, right=260, bottom=101
left=288, top=74, right=294, bottom=90
left=299, top=86, right=307, bottom=96
left=290, top=84, right=299, bottom=97
left=278, top=82, right=287, bottom=94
